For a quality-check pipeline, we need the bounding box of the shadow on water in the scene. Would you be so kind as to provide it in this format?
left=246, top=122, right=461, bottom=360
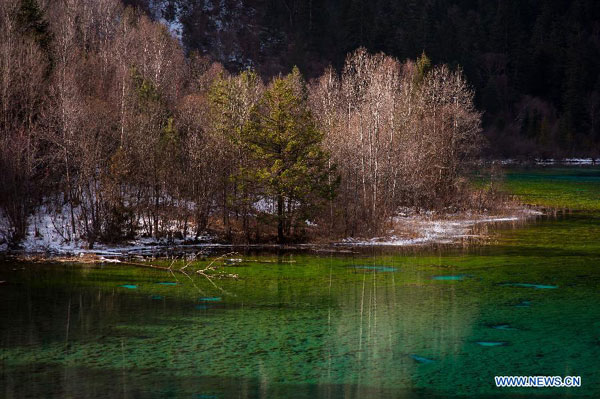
left=1, top=365, right=478, bottom=399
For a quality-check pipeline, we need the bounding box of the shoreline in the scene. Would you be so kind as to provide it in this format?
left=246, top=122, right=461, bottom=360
left=2, top=206, right=544, bottom=261
left=496, top=158, right=599, bottom=166
left=337, top=206, right=543, bottom=248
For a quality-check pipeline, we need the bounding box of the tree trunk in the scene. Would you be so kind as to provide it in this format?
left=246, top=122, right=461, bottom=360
left=277, top=194, right=284, bottom=244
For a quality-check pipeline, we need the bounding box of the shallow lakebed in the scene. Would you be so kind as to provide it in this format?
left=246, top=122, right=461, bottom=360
left=1, top=167, right=600, bottom=398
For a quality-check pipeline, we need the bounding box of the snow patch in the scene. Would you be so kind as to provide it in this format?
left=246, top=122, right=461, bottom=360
left=339, top=211, right=539, bottom=247
left=498, top=158, right=599, bottom=166
left=0, top=201, right=220, bottom=256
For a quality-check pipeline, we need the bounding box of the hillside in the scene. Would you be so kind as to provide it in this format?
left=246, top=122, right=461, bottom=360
left=133, top=0, right=600, bottom=158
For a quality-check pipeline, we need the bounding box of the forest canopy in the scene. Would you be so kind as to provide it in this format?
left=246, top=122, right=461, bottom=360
left=2, top=0, right=487, bottom=248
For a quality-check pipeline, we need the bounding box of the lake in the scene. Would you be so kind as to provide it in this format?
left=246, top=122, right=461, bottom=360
left=1, top=167, right=599, bottom=398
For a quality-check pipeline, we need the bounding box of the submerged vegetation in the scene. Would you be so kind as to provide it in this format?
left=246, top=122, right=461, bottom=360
left=502, top=167, right=600, bottom=211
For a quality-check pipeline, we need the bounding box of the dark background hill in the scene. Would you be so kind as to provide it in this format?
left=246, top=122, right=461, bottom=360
left=127, top=0, right=600, bottom=159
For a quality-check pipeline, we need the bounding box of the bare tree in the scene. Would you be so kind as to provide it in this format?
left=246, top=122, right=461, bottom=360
left=207, top=69, right=264, bottom=240
left=310, top=49, right=482, bottom=236
left=0, top=0, right=49, bottom=245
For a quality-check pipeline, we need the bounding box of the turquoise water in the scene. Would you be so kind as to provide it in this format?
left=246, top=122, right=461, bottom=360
left=1, top=168, right=599, bottom=398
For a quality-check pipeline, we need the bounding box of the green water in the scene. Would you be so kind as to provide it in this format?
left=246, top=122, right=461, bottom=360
left=503, top=166, right=600, bottom=211
left=1, top=168, right=600, bottom=398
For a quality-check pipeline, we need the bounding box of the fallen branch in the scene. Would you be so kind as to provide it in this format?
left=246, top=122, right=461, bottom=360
left=198, top=251, right=241, bottom=273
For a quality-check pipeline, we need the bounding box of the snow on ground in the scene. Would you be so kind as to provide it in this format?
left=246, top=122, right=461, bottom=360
left=535, top=158, right=597, bottom=165
left=253, top=197, right=275, bottom=214
left=1, top=198, right=543, bottom=254
left=0, top=203, right=79, bottom=254
left=21, top=203, right=81, bottom=254
left=339, top=208, right=542, bottom=247
left=0, top=202, right=220, bottom=257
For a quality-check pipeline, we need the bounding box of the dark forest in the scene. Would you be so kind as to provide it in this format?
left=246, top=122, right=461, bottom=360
left=136, top=0, right=600, bottom=158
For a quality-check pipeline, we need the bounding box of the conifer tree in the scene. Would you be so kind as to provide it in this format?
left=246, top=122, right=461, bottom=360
left=16, top=0, right=51, bottom=53
left=415, top=51, right=431, bottom=85
left=243, top=67, right=333, bottom=243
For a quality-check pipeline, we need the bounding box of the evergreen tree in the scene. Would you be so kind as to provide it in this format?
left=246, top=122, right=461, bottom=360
left=16, top=0, right=51, bottom=51
left=415, top=51, right=431, bottom=85
left=242, top=67, right=333, bottom=243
